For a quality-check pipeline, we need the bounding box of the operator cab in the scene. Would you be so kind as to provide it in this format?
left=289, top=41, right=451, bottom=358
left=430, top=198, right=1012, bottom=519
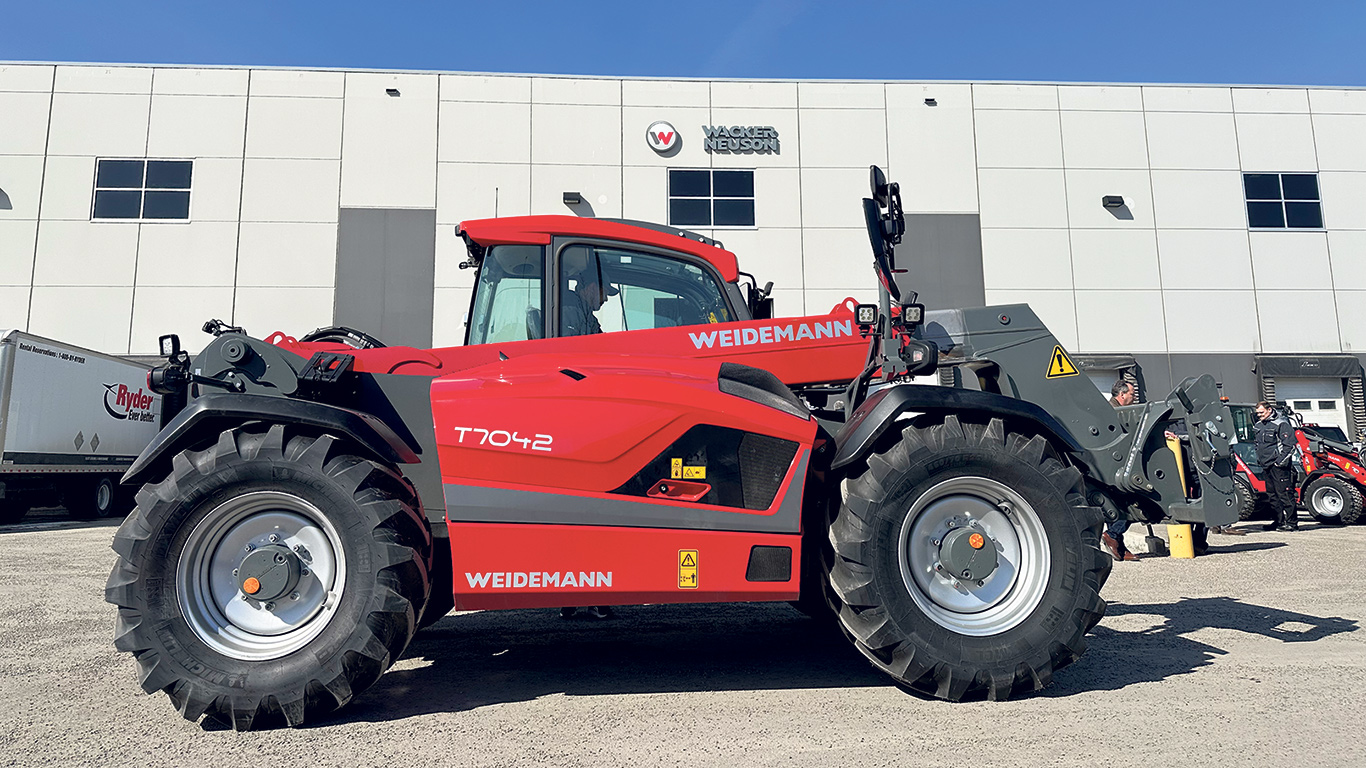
left=458, top=216, right=757, bottom=346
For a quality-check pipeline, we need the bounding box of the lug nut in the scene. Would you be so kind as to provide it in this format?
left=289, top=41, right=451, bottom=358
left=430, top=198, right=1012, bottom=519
left=290, top=592, right=300, bottom=601
left=264, top=602, right=275, bottom=611
left=274, top=553, right=286, bottom=564
left=268, top=534, right=280, bottom=543
left=244, top=543, right=254, bottom=552
left=301, top=568, right=310, bottom=577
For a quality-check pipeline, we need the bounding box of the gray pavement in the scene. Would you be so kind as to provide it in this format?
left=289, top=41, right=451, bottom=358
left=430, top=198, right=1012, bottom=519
left=0, top=509, right=1362, bottom=768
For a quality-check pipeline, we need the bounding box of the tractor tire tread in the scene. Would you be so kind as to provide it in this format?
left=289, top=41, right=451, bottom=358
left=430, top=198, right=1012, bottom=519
left=826, top=416, right=1110, bottom=702
left=105, top=425, right=432, bottom=730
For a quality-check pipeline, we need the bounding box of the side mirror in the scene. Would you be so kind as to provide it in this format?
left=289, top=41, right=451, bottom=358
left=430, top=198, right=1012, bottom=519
left=752, top=297, right=774, bottom=320
left=870, top=166, right=889, bottom=208
left=159, top=334, right=181, bottom=358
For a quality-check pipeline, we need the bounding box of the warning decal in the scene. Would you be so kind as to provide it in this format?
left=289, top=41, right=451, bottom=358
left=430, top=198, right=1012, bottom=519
left=678, top=550, right=698, bottom=589
left=671, top=459, right=706, bottom=480
left=1045, top=345, right=1080, bottom=379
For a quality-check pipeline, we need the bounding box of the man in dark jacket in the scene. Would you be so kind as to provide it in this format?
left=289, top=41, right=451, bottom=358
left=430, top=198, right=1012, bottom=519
left=1254, top=401, right=1299, bottom=531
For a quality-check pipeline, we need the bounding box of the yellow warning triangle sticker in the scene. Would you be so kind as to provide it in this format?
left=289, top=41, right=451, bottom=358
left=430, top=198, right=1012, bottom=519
left=1046, top=345, right=1080, bottom=379
left=681, top=553, right=696, bottom=567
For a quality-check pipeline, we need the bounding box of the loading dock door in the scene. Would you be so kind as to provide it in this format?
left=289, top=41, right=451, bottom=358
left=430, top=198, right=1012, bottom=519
left=1277, top=378, right=1348, bottom=434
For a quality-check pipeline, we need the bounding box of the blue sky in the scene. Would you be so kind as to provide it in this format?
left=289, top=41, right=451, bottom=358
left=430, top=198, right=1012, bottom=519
left=3, top=1, right=1363, bottom=86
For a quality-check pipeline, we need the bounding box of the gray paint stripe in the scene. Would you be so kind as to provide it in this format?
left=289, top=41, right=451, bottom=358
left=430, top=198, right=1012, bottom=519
left=444, top=450, right=809, bottom=534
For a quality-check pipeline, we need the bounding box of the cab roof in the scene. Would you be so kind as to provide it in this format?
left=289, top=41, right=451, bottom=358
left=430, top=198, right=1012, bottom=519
left=456, top=215, right=740, bottom=282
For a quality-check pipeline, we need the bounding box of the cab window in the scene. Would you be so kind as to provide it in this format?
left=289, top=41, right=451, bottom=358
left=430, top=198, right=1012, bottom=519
left=466, top=245, right=545, bottom=345
left=557, top=244, right=731, bottom=337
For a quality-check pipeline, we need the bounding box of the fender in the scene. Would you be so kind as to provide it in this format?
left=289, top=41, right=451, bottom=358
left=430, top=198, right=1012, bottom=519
left=122, top=393, right=421, bottom=486
left=830, top=384, right=1083, bottom=472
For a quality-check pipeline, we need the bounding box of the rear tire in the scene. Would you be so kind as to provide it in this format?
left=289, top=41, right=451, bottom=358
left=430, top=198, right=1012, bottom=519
left=104, top=425, right=432, bottom=730
left=1305, top=475, right=1363, bottom=525
left=65, top=476, right=121, bottom=520
left=828, top=415, right=1109, bottom=701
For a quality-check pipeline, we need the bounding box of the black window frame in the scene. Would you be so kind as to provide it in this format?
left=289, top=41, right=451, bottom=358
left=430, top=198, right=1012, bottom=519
left=548, top=237, right=739, bottom=338
left=92, top=158, right=194, bottom=222
left=1243, top=172, right=1323, bottom=230
left=668, top=168, right=756, bottom=229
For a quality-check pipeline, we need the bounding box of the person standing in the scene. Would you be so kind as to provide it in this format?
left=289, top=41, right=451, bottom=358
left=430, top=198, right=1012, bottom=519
left=1253, top=401, right=1299, bottom=532
left=1101, top=380, right=1140, bottom=561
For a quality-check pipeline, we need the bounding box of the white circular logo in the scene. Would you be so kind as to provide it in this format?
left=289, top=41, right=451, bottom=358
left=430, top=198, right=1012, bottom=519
left=646, top=121, right=679, bottom=153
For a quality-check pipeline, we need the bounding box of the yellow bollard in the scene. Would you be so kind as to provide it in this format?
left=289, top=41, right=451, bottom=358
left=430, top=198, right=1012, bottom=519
left=1167, top=523, right=1195, bottom=559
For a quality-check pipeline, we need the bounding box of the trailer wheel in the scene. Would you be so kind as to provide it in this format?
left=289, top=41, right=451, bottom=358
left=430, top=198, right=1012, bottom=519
left=1304, top=475, right=1364, bottom=525
left=104, top=425, right=432, bottom=730
left=65, top=476, right=121, bottom=520
left=1234, top=475, right=1258, bottom=521
left=827, top=415, right=1109, bottom=701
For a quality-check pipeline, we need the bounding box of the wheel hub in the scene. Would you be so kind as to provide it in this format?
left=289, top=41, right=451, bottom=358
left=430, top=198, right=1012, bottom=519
left=1314, top=486, right=1343, bottom=515
left=177, top=492, right=345, bottom=661
left=237, top=545, right=300, bottom=602
left=938, top=525, right=999, bottom=582
left=898, top=476, right=1052, bottom=636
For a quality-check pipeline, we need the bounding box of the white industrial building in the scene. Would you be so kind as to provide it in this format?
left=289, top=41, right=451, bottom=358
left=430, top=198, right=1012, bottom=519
left=1, top=63, right=1365, bottom=431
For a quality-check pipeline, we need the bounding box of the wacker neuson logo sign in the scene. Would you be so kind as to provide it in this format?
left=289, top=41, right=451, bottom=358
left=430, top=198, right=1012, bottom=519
left=703, top=125, right=780, bottom=154
left=646, top=121, right=679, bottom=153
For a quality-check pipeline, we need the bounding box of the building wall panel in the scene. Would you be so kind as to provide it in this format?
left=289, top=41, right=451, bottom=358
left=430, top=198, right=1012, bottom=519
left=0, top=92, right=53, bottom=155
left=340, top=73, right=438, bottom=208
left=886, top=83, right=978, bottom=213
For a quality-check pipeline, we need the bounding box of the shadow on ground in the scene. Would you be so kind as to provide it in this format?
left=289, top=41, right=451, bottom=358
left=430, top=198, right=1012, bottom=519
left=0, top=507, right=124, bottom=534
left=327, top=594, right=1358, bottom=726
left=1048, top=596, right=1358, bottom=695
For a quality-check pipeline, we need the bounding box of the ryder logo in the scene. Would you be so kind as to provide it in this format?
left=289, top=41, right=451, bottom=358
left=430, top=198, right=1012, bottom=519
left=103, top=383, right=156, bottom=422
left=645, top=121, right=679, bottom=153
left=688, top=319, right=854, bottom=350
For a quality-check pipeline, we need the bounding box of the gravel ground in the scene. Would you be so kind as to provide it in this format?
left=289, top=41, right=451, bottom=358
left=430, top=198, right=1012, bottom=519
left=0, top=508, right=1362, bottom=768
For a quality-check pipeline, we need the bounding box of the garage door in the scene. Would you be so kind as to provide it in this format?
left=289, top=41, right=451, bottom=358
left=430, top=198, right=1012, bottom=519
left=1277, top=377, right=1347, bottom=434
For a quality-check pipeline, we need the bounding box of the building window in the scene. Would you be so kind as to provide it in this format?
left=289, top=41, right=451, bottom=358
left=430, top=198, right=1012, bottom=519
left=92, top=159, right=193, bottom=221
left=668, top=169, right=755, bottom=228
left=1244, top=172, right=1322, bottom=229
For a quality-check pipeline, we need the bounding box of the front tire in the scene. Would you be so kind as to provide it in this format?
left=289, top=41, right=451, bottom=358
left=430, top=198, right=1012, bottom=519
left=828, top=415, right=1109, bottom=701
left=1305, top=475, right=1363, bottom=525
left=105, top=425, right=432, bottom=730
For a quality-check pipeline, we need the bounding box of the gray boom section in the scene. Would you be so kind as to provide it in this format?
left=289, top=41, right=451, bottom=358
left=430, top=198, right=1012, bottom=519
left=915, top=304, right=1237, bottom=526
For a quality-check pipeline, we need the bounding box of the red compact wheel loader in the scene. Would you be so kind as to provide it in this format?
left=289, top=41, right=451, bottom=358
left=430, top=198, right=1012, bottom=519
left=1228, top=403, right=1365, bottom=524
left=106, top=168, right=1239, bottom=730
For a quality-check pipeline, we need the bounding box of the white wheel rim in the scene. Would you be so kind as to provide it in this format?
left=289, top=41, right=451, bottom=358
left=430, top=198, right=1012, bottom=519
left=176, top=491, right=346, bottom=661
left=1312, top=486, right=1343, bottom=517
left=898, top=476, right=1052, bottom=637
